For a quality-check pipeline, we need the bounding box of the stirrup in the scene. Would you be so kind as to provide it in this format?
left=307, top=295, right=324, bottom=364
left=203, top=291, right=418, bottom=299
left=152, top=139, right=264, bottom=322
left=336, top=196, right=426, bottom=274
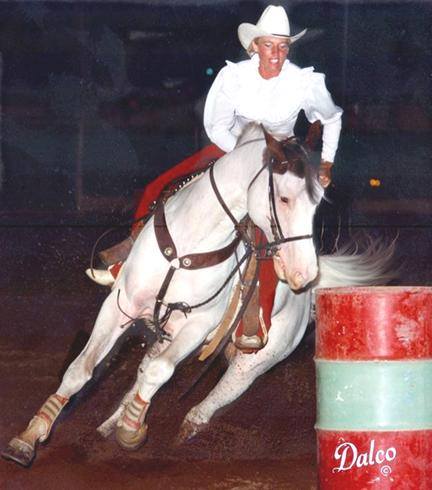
left=85, top=268, right=115, bottom=287
left=234, top=334, right=264, bottom=352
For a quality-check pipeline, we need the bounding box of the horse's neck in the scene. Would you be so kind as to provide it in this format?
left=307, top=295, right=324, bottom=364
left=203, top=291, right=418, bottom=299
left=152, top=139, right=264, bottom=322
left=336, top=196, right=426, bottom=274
left=211, top=142, right=264, bottom=214
left=165, top=143, right=263, bottom=251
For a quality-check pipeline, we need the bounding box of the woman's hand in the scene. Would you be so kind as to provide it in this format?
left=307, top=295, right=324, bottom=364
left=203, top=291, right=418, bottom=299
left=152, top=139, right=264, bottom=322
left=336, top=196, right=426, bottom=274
left=319, top=161, right=334, bottom=188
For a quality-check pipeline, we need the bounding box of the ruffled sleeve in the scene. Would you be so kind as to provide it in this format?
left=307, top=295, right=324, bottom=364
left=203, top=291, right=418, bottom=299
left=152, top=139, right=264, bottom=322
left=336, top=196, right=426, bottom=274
left=304, top=71, right=343, bottom=162
left=203, top=62, right=239, bottom=153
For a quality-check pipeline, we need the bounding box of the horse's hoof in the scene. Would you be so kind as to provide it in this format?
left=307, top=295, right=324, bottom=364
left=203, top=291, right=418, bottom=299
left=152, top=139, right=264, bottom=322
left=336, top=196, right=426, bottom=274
left=1, top=437, right=36, bottom=467
left=96, top=419, right=117, bottom=439
left=115, top=424, right=148, bottom=451
left=174, top=419, right=207, bottom=446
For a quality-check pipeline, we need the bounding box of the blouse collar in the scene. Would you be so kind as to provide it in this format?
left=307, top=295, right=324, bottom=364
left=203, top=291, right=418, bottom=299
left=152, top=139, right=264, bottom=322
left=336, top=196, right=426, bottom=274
left=250, top=53, right=291, bottom=80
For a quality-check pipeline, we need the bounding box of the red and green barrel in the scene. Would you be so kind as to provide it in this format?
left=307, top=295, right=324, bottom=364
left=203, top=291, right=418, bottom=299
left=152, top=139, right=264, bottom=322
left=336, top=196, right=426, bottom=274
left=315, top=287, right=432, bottom=489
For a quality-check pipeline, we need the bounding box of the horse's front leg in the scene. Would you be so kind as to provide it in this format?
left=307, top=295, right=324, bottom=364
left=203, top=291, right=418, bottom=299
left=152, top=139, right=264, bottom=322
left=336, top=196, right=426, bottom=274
left=2, top=288, right=142, bottom=466
left=97, top=340, right=169, bottom=438
left=178, top=285, right=312, bottom=442
left=114, top=312, right=217, bottom=451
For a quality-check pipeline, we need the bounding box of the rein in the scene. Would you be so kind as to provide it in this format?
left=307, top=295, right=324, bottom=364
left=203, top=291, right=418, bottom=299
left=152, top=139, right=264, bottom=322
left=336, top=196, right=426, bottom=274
left=209, top=164, right=254, bottom=248
left=210, top=161, right=312, bottom=256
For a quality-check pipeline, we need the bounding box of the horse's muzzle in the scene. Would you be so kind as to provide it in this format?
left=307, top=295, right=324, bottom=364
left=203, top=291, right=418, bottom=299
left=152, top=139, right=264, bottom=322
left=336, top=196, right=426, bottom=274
left=273, top=254, right=318, bottom=290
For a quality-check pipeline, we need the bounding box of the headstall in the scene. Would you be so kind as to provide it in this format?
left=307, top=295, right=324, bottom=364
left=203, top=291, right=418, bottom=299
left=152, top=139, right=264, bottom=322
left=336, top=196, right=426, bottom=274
left=266, top=156, right=313, bottom=255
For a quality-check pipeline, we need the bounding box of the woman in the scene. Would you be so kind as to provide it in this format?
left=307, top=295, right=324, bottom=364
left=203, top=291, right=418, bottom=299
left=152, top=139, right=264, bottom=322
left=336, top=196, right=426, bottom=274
left=87, top=5, right=342, bottom=348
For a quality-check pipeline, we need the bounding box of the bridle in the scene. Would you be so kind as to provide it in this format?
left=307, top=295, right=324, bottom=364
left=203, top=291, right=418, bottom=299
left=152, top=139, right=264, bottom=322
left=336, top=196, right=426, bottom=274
left=209, top=147, right=314, bottom=258
left=266, top=155, right=313, bottom=255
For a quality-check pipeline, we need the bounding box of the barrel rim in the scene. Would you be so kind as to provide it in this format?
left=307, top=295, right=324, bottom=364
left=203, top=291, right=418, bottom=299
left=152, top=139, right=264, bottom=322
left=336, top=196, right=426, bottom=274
left=314, top=358, right=432, bottom=363
left=315, top=286, right=432, bottom=296
left=315, top=427, right=432, bottom=433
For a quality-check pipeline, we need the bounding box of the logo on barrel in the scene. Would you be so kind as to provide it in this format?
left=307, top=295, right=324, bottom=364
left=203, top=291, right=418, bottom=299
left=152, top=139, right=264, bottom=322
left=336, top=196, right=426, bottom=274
left=332, top=439, right=397, bottom=476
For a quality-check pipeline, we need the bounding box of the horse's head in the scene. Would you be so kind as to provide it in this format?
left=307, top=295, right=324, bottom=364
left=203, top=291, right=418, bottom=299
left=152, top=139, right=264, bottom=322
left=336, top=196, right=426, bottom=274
left=247, top=126, right=324, bottom=291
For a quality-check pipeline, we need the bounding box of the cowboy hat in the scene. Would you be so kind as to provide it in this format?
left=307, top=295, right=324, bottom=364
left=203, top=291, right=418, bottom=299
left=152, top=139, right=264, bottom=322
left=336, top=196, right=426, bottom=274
left=238, top=5, right=307, bottom=51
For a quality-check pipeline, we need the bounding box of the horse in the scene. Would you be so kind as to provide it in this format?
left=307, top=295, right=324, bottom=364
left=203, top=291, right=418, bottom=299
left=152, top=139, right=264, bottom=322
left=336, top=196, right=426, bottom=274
left=2, top=124, right=393, bottom=467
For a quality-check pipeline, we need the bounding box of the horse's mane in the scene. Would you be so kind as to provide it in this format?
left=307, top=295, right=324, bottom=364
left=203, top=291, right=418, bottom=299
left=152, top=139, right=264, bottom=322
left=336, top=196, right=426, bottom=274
left=276, top=138, right=322, bottom=205
left=231, top=124, right=322, bottom=204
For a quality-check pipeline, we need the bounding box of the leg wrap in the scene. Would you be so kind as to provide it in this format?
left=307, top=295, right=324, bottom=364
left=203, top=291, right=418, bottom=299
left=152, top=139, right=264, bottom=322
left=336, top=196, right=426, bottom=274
left=1, top=394, right=68, bottom=466
left=35, top=394, right=69, bottom=442
left=121, top=393, right=149, bottom=432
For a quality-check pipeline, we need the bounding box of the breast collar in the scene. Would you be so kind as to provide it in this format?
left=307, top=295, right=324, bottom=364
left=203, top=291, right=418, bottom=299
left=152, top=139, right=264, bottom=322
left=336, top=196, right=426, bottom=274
left=150, top=196, right=243, bottom=342
left=153, top=199, right=241, bottom=271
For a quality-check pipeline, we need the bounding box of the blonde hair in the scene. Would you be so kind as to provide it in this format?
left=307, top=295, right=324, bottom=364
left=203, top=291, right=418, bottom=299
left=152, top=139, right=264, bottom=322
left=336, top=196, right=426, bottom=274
left=246, top=36, right=291, bottom=57
left=247, top=41, right=256, bottom=57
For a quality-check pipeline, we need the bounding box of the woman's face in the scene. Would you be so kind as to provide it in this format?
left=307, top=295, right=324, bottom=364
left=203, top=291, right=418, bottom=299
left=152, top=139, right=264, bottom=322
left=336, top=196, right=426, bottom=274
left=253, top=36, right=290, bottom=79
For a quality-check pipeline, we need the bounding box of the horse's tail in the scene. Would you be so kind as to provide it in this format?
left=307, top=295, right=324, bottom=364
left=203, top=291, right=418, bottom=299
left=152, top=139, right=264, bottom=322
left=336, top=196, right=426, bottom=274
left=314, top=237, right=398, bottom=290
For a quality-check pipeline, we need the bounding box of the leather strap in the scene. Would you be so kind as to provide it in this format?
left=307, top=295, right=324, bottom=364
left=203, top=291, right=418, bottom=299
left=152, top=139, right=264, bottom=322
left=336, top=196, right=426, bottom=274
left=198, top=281, right=242, bottom=361
left=239, top=253, right=261, bottom=337
left=152, top=199, right=243, bottom=339
left=154, top=200, right=178, bottom=261
left=154, top=200, right=241, bottom=270
left=209, top=164, right=253, bottom=248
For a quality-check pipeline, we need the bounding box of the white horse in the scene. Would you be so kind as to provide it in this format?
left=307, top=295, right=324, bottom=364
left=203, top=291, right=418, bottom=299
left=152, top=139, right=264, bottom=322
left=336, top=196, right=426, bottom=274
left=2, top=125, right=392, bottom=466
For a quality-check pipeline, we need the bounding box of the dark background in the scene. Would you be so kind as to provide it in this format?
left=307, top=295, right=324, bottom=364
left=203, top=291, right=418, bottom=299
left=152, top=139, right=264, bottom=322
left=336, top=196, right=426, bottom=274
left=0, top=2, right=431, bottom=485
left=0, top=0, right=431, bottom=226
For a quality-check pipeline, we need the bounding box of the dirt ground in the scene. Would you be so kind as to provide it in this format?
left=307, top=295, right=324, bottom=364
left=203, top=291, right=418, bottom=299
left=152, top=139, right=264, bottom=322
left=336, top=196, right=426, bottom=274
left=0, top=223, right=319, bottom=489
left=1, top=212, right=430, bottom=489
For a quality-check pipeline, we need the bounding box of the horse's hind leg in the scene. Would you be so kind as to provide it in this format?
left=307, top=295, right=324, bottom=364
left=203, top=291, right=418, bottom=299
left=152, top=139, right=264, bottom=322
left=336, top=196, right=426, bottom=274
left=177, top=347, right=285, bottom=443
left=114, top=314, right=214, bottom=450
left=2, top=289, right=138, bottom=466
left=178, top=286, right=312, bottom=442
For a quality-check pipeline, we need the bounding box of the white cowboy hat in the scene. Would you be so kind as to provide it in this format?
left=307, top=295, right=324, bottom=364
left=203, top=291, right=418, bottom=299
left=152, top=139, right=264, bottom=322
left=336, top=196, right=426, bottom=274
left=238, top=5, right=307, bottom=51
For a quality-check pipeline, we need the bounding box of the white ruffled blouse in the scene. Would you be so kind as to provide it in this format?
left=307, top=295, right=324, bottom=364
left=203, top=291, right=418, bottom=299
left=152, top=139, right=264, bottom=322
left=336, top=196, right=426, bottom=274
left=204, top=55, right=343, bottom=162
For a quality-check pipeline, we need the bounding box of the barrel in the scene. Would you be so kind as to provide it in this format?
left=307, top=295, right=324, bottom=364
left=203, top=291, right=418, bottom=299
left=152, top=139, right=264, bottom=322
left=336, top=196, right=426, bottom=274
left=315, top=287, right=432, bottom=489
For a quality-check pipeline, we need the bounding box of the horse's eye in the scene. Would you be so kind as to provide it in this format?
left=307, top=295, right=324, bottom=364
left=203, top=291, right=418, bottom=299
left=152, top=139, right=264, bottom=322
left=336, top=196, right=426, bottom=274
left=280, top=196, right=289, bottom=204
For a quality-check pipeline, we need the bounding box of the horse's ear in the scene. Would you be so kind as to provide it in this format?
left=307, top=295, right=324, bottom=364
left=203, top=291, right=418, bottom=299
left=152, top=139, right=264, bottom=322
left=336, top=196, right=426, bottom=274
left=263, top=127, right=286, bottom=163
left=304, top=121, right=322, bottom=152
